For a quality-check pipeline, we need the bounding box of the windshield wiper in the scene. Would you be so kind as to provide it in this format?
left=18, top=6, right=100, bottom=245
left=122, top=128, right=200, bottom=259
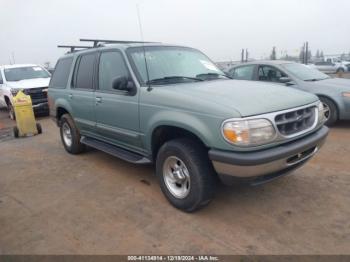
left=146, top=76, right=203, bottom=85
left=196, top=73, right=230, bottom=79
left=304, top=77, right=329, bottom=82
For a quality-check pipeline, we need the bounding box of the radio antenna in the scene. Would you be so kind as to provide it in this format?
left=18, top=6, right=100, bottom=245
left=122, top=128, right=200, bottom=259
left=136, top=3, right=152, bottom=91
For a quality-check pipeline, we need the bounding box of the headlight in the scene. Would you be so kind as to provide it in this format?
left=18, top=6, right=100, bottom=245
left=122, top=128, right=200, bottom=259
left=317, top=102, right=325, bottom=124
left=222, top=119, right=276, bottom=147
left=342, top=92, right=350, bottom=98
left=10, top=88, right=20, bottom=96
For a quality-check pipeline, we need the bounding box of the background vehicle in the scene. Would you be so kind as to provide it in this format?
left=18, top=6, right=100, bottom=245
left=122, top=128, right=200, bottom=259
left=0, top=64, right=51, bottom=119
left=49, top=40, right=328, bottom=212
left=227, top=61, right=350, bottom=126
left=312, top=58, right=348, bottom=74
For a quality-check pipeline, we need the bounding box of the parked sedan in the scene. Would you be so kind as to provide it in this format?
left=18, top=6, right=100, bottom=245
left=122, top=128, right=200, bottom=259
left=227, top=61, right=350, bottom=125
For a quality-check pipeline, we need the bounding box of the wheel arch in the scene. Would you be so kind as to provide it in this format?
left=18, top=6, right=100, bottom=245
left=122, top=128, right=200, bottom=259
left=316, top=94, right=340, bottom=118
left=150, top=125, right=209, bottom=161
left=4, top=95, right=11, bottom=106
left=54, top=98, right=74, bottom=123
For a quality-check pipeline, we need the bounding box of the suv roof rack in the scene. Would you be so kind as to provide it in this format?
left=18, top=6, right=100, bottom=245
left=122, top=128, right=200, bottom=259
left=79, top=38, right=157, bottom=47
left=57, top=45, right=91, bottom=53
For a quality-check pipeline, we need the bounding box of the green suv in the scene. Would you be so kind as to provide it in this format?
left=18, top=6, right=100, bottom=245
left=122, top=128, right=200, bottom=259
left=48, top=40, right=328, bottom=212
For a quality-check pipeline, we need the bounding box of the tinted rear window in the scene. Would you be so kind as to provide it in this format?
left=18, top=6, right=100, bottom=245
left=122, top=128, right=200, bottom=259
left=74, top=53, right=95, bottom=89
left=49, top=58, right=73, bottom=88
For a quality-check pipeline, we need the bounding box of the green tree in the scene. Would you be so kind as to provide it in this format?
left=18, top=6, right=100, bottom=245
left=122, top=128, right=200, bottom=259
left=307, top=50, right=312, bottom=61
left=270, top=46, right=277, bottom=60
left=320, top=51, right=324, bottom=59
left=316, top=50, right=320, bottom=58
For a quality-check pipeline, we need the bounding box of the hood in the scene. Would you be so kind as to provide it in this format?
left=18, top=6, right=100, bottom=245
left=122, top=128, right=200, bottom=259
left=6, top=78, right=50, bottom=89
left=305, top=78, right=350, bottom=92
left=153, top=79, right=318, bottom=117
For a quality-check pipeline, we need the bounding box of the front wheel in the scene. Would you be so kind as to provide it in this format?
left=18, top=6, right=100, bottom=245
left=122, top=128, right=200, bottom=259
left=156, top=138, right=217, bottom=212
left=320, top=97, right=338, bottom=126
left=336, top=68, right=345, bottom=74
left=36, top=123, right=42, bottom=134
left=8, top=103, right=15, bottom=120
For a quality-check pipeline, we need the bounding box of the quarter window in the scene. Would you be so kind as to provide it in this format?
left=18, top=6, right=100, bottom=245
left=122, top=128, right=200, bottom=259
left=231, top=65, right=255, bottom=80
left=74, top=53, right=96, bottom=89
left=49, top=58, right=73, bottom=88
left=98, top=51, right=129, bottom=91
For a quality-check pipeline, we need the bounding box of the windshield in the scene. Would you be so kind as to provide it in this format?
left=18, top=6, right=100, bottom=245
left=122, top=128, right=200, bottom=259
left=4, top=66, right=50, bottom=82
left=127, top=46, right=227, bottom=85
left=281, top=63, right=329, bottom=81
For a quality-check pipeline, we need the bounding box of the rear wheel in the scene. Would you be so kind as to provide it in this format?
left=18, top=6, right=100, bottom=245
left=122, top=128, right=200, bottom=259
left=320, top=97, right=338, bottom=126
left=156, top=138, right=216, bottom=212
left=60, top=114, right=85, bottom=154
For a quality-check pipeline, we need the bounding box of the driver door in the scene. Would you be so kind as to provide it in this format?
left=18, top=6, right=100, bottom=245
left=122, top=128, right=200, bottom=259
left=94, top=50, right=142, bottom=150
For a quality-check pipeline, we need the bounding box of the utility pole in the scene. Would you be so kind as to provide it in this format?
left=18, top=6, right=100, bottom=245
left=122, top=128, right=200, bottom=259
left=11, top=52, right=16, bottom=64
left=305, top=42, right=309, bottom=65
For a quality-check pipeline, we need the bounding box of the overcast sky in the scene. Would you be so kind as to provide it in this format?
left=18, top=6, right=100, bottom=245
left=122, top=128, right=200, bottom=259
left=1, top=0, right=349, bottom=66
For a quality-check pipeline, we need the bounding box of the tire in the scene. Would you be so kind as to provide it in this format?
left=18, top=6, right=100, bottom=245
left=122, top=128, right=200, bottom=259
left=13, top=126, right=19, bottom=138
left=320, top=97, right=338, bottom=126
left=156, top=138, right=217, bottom=212
left=36, top=123, right=42, bottom=134
left=59, top=114, right=85, bottom=154
left=336, top=68, right=345, bottom=74
left=8, top=103, right=15, bottom=120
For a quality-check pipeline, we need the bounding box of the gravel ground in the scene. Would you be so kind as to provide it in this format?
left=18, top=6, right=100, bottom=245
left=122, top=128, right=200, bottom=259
left=0, top=107, right=349, bottom=255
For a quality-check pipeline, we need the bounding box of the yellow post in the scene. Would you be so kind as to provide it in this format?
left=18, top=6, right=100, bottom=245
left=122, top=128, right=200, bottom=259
left=12, top=91, right=41, bottom=137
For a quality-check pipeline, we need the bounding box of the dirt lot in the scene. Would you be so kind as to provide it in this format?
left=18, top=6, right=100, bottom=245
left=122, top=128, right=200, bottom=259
left=0, top=108, right=349, bottom=255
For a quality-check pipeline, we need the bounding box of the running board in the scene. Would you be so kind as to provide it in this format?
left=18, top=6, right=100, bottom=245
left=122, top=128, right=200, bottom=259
left=80, top=136, right=151, bottom=164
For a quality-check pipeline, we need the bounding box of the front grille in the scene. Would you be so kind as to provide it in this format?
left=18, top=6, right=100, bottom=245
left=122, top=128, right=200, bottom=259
left=275, top=106, right=316, bottom=136
left=24, top=87, right=48, bottom=104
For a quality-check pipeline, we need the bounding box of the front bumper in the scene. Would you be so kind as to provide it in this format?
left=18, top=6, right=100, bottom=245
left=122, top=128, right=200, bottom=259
left=32, top=102, right=49, bottom=113
left=209, top=126, right=329, bottom=185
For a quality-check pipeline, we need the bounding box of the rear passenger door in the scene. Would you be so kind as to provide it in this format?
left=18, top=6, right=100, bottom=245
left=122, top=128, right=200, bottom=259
left=94, top=50, right=141, bottom=149
left=69, top=52, right=97, bottom=135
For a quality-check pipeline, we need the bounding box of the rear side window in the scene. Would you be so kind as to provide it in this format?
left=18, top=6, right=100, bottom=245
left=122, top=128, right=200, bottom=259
left=73, top=53, right=96, bottom=89
left=0, top=70, right=3, bottom=83
left=231, top=65, right=255, bottom=80
left=49, top=58, right=73, bottom=88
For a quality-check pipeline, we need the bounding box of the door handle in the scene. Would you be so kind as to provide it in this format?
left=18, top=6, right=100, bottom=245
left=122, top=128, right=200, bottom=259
left=95, top=97, right=102, bottom=104
left=68, top=94, right=73, bottom=99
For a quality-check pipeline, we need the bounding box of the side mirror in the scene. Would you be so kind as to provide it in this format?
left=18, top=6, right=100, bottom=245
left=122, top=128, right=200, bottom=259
left=112, top=76, right=134, bottom=91
left=279, top=77, right=291, bottom=83
left=224, top=71, right=232, bottom=79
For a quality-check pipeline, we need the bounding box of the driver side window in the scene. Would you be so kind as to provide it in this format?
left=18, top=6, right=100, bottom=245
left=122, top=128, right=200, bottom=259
left=98, top=51, right=130, bottom=91
left=258, top=65, right=287, bottom=83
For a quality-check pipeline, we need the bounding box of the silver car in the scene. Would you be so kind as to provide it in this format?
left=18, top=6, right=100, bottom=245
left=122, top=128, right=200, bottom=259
left=227, top=61, right=350, bottom=126
left=312, top=60, right=347, bottom=74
